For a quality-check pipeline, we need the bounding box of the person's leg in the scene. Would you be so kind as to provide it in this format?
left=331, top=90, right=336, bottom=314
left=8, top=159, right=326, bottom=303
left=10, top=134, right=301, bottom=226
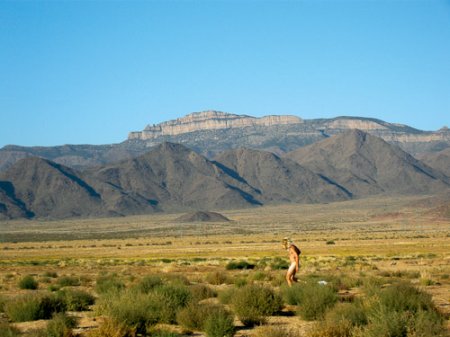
left=286, top=263, right=296, bottom=286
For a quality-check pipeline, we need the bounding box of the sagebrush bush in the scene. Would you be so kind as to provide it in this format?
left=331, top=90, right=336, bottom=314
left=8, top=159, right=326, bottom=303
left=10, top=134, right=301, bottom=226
left=204, top=306, right=235, bottom=337
left=86, top=318, right=134, bottom=337
left=205, top=271, right=229, bottom=285
left=282, top=283, right=303, bottom=305
left=5, top=294, right=66, bottom=322
left=0, top=295, right=6, bottom=313
left=218, top=287, right=234, bottom=305
left=57, top=289, right=95, bottom=311
left=269, top=257, right=289, bottom=270
left=18, top=275, right=39, bottom=290
left=360, top=282, right=447, bottom=337
left=324, top=302, right=367, bottom=327
left=135, top=275, right=163, bottom=293
left=0, top=322, right=21, bottom=337
left=46, top=312, right=77, bottom=337
left=177, top=302, right=221, bottom=331
left=377, top=282, right=435, bottom=314
left=189, top=283, right=217, bottom=302
left=308, top=319, right=354, bottom=337
left=43, top=271, right=58, bottom=278
left=151, top=330, right=181, bottom=337
left=254, top=326, right=302, bottom=337
left=163, top=273, right=190, bottom=286
left=225, top=260, right=255, bottom=270
left=95, top=274, right=125, bottom=294
left=296, top=282, right=338, bottom=321
left=153, top=283, right=192, bottom=323
left=95, top=289, right=160, bottom=334
left=362, top=305, right=410, bottom=337
left=57, top=276, right=80, bottom=287
left=232, top=284, right=283, bottom=326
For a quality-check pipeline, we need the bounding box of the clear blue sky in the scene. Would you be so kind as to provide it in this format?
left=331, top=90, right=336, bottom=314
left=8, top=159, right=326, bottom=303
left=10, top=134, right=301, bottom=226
left=1, top=0, right=449, bottom=147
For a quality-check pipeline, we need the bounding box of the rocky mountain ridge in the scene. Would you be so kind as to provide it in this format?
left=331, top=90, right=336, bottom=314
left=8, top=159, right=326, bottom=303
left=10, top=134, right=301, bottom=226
left=1, top=111, right=449, bottom=172
left=128, top=111, right=303, bottom=140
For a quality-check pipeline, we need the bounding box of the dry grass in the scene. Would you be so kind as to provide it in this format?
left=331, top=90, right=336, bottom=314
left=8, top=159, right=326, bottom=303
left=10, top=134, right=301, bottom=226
left=0, top=196, right=449, bottom=336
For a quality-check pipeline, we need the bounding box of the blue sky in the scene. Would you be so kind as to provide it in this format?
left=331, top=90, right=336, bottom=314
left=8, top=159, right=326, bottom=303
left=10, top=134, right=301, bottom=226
left=1, top=0, right=449, bottom=147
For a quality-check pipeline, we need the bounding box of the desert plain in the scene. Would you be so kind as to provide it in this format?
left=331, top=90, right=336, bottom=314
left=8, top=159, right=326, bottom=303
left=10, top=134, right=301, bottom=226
left=1, top=195, right=449, bottom=336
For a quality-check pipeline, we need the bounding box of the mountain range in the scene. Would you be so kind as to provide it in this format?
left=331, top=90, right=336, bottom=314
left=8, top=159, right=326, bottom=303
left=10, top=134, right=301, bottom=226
left=1, top=126, right=449, bottom=220
left=1, top=111, right=449, bottom=173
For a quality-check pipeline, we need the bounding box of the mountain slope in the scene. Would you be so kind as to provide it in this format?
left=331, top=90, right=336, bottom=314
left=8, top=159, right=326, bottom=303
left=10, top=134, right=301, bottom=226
left=285, top=129, right=450, bottom=197
left=88, top=142, right=261, bottom=211
left=417, top=147, right=450, bottom=178
left=0, top=157, right=157, bottom=219
left=214, top=148, right=351, bottom=203
left=0, top=181, right=33, bottom=219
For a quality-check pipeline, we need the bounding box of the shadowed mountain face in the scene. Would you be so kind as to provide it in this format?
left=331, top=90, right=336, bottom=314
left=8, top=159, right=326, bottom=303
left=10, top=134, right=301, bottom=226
left=0, top=157, right=157, bottom=219
left=214, top=148, right=351, bottom=203
left=285, top=130, right=450, bottom=197
left=0, top=181, right=33, bottom=219
left=417, top=148, right=450, bottom=178
left=0, top=157, right=104, bottom=219
left=87, top=142, right=261, bottom=211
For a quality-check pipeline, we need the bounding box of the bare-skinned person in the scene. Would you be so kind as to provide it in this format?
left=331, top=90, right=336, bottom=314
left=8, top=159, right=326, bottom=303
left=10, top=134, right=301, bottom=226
left=282, top=237, right=301, bottom=286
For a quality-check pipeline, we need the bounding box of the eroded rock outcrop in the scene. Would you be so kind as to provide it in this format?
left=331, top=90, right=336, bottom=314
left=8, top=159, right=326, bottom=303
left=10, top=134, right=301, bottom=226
left=129, top=110, right=303, bottom=140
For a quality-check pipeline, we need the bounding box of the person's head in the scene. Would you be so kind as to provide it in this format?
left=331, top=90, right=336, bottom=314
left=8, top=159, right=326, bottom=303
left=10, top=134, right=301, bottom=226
left=282, top=237, right=292, bottom=250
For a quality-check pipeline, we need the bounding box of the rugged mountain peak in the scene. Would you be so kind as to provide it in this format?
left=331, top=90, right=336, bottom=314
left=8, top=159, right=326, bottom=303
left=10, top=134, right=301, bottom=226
left=286, top=129, right=450, bottom=196
left=129, top=111, right=303, bottom=140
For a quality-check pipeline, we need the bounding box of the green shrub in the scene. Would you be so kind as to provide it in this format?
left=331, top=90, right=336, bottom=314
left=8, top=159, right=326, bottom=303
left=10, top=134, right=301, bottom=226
left=177, top=302, right=215, bottom=331
left=218, top=287, right=234, bottom=305
left=44, top=271, right=58, bottom=278
left=189, top=283, right=217, bottom=302
left=204, top=306, right=235, bottom=337
left=226, top=260, right=255, bottom=270
left=325, top=301, right=367, bottom=327
left=308, top=319, right=354, bottom=337
left=95, top=274, right=125, bottom=294
left=296, top=282, right=338, bottom=321
left=153, top=283, right=192, bottom=323
left=57, top=276, right=80, bottom=287
left=46, top=312, right=77, bottom=337
left=408, top=309, right=447, bottom=337
left=252, top=271, right=270, bottom=282
left=362, top=304, right=410, bottom=337
left=151, top=330, right=181, bottom=337
left=270, top=257, right=289, bottom=270
left=95, top=290, right=160, bottom=334
left=57, top=289, right=95, bottom=311
left=255, top=326, right=302, bottom=337
left=232, top=284, right=282, bottom=326
left=377, top=282, right=435, bottom=314
left=360, top=282, right=447, bottom=337
left=234, top=277, right=248, bottom=287
left=18, top=275, right=39, bottom=290
left=86, top=318, right=134, bottom=337
left=282, top=283, right=303, bottom=305
left=0, top=295, right=6, bottom=313
left=5, top=294, right=66, bottom=322
left=136, top=275, right=163, bottom=293
left=48, top=285, right=61, bottom=292
left=0, top=322, right=21, bottom=337
left=205, top=271, right=229, bottom=285
left=163, top=273, right=190, bottom=286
